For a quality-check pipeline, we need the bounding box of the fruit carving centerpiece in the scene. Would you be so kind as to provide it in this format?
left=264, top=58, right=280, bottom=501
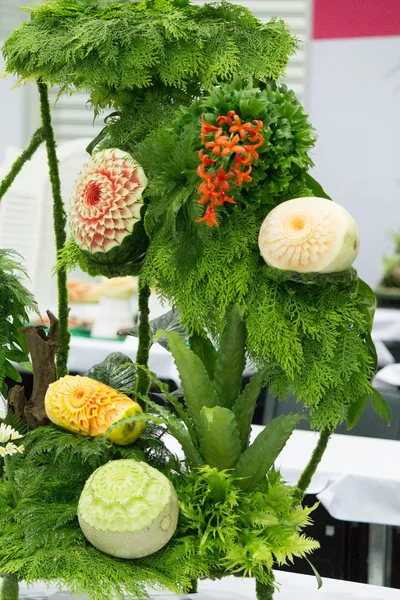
left=0, top=1, right=388, bottom=600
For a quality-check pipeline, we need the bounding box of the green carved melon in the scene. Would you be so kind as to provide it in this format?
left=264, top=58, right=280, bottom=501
left=78, top=459, right=179, bottom=559
left=70, top=148, right=148, bottom=265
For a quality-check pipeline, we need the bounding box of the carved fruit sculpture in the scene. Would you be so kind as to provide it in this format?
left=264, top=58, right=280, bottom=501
left=70, top=148, right=147, bottom=264
left=45, top=375, right=144, bottom=445
left=258, top=196, right=360, bottom=273
left=78, top=459, right=179, bottom=558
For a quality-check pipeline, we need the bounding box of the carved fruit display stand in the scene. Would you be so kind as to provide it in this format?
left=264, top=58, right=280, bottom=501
left=0, top=1, right=390, bottom=599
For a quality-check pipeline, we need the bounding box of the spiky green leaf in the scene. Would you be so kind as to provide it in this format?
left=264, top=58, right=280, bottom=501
left=198, top=406, right=242, bottom=470
left=213, top=305, right=246, bottom=409
left=233, top=413, right=301, bottom=491
left=189, top=333, right=217, bottom=380
left=165, top=331, right=218, bottom=435
left=232, top=368, right=268, bottom=450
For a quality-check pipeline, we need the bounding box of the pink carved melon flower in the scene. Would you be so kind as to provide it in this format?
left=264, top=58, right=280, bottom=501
left=70, top=149, right=147, bottom=254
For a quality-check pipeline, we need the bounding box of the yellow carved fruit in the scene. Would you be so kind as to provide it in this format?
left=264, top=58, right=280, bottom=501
left=45, top=375, right=144, bottom=445
left=258, top=197, right=360, bottom=273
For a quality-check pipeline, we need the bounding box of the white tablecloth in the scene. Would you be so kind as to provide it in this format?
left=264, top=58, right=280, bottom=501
left=8, top=572, right=400, bottom=599
left=166, top=427, right=400, bottom=527
left=373, top=308, right=400, bottom=342
left=276, top=429, right=400, bottom=527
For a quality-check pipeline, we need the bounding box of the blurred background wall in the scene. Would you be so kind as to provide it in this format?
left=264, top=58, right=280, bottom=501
left=309, top=0, right=400, bottom=286
left=0, top=0, right=399, bottom=287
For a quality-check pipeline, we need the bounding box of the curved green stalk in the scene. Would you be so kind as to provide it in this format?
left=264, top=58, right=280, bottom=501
left=37, top=80, right=70, bottom=378
left=0, top=129, right=44, bottom=202
left=293, top=428, right=333, bottom=502
left=1, top=573, right=19, bottom=600
left=135, top=281, right=151, bottom=397
left=256, top=578, right=274, bottom=599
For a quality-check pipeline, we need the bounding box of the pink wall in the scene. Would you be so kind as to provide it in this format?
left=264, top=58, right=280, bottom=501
left=313, top=0, right=400, bottom=40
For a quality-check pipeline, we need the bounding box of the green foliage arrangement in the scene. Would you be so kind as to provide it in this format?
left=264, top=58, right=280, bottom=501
left=112, top=78, right=378, bottom=430
left=176, top=466, right=319, bottom=586
left=0, top=250, right=37, bottom=399
left=0, top=309, right=318, bottom=599
left=0, top=0, right=388, bottom=598
left=0, top=424, right=190, bottom=600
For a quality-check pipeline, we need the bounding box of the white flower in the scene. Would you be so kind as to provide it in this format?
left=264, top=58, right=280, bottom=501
left=0, top=424, right=24, bottom=457
left=0, top=423, right=14, bottom=443
left=5, top=442, right=19, bottom=456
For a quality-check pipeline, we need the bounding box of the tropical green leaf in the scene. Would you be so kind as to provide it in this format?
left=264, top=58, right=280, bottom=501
left=5, top=348, right=29, bottom=364
left=85, top=353, right=137, bottom=392
left=303, top=173, right=332, bottom=200
left=165, top=331, right=218, bottom=436
left=189, top=333, right=217, bottom=380
left=347, top=394, right=368, bottom=429
left=232, top=368, right=268, bottom=450
left=357, top=278, right=376, bottom=333
left=213, top=305, right=246, bottom=409
left=104, top=412, right=157, bottom=438
left=5, top=360, right=22, bottom=383
left=122, top=309, right=186, bottom=350
left=364, top=331, right=378, bottom=373
left=357, top=278, right=376, bottom=322
left=198, top=406, right=242, bottom=470
left=233, top=413, right=301, bottom=492
left=370, top=388, right=392, bottom=425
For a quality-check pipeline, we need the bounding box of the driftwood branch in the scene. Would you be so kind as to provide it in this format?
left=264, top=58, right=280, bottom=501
left=8, top=311, right=58, bottom=429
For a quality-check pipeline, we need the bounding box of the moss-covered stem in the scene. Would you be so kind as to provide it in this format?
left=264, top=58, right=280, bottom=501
left=1, top=573, right=19, bottom=600
left=37, top=80, right=70, bottom=378
left=135, top=281, right=151, bottom=397
left=0, top=129, right=44, bottom=202
left=293, top=428, right=333, bottom=502
left=187, top=579, right=198, bottom=594
left=256, top=578, right=274, bottom=599
left=3, top=456, right=17, bottom=508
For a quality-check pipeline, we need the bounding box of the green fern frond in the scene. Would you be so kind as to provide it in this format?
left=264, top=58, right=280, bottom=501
left=3, top=0, right=297, bottom=119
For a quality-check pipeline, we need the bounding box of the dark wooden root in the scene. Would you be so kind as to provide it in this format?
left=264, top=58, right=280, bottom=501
left=8, top=310, right=58, bottom=429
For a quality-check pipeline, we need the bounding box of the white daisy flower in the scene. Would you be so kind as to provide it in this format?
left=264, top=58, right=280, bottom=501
left=0, top=423, right=14, bottom=443
left=0, top=424, right=24, bottom=456
left=5, top=442, right=19, bottom=455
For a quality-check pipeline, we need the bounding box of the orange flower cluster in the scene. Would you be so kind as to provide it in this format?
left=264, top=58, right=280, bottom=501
left=196, top=111, right=264, bottom=226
